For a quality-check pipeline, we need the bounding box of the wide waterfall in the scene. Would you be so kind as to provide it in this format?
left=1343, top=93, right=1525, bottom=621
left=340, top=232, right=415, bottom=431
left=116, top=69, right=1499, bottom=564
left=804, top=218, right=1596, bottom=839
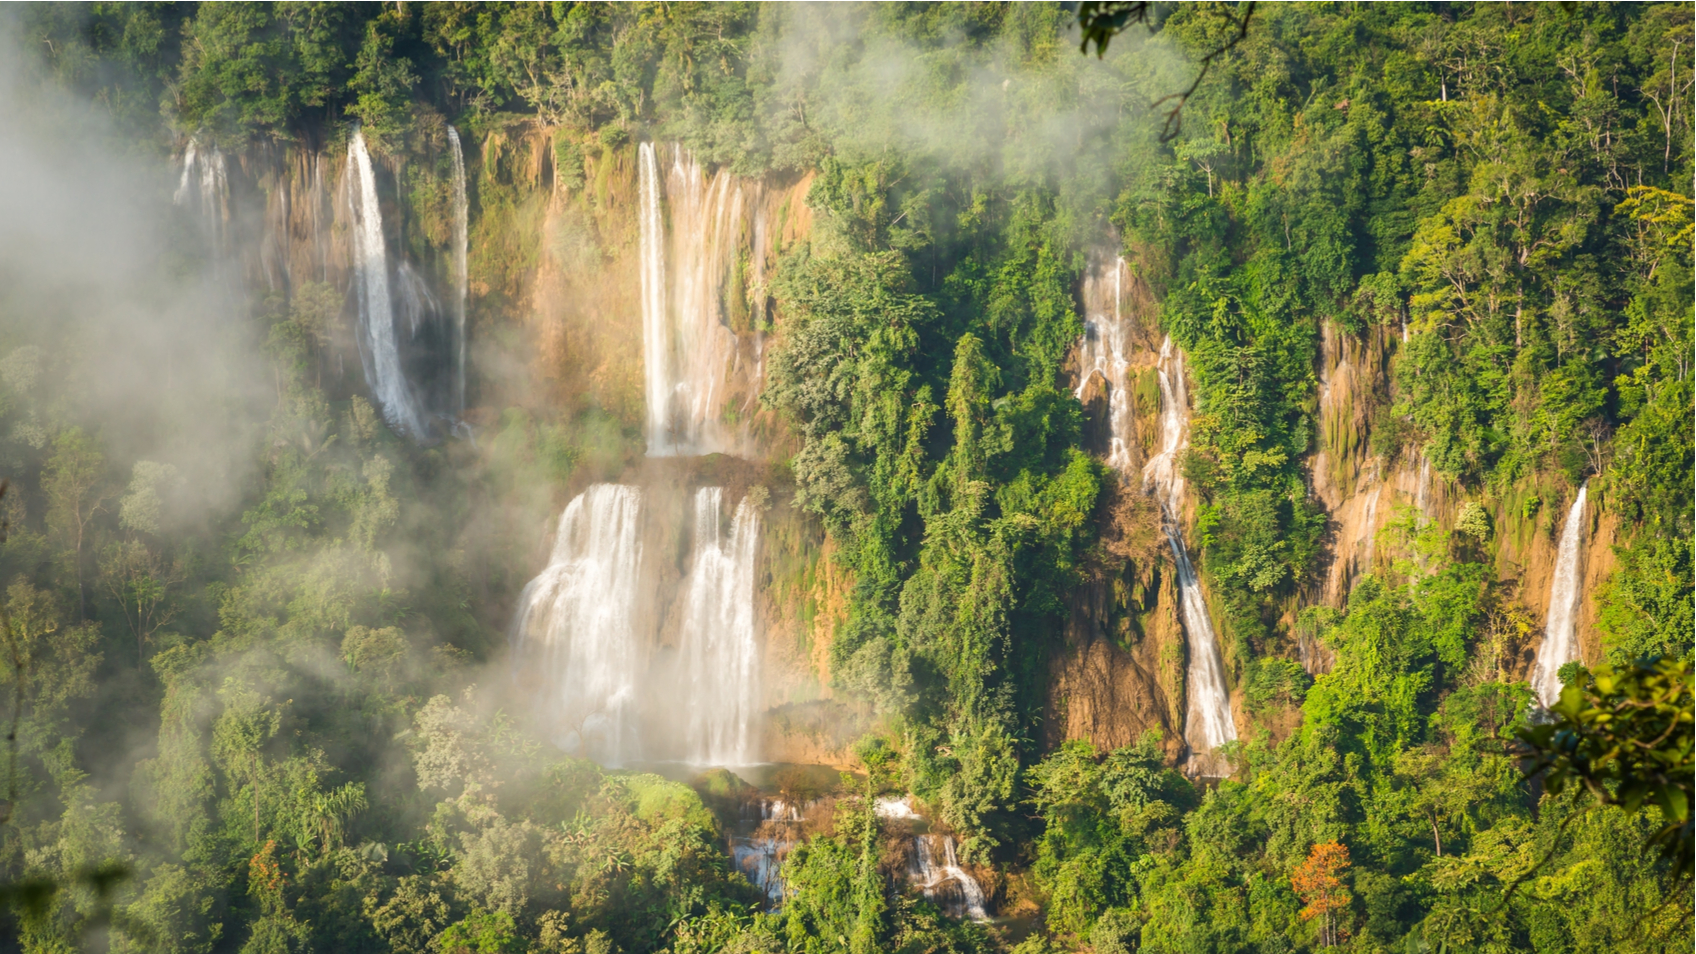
left=1074, top=256, right=1134, bottom=471
left=347, top=127, right=431, bottom=441
left=448, top=126, right=469, bottom=415
left=510, top=484, right=646, bottom=766
left=1141, top=335, right=1238, bottom=774
left=637, top=143, right=753, bottom=457
left=679, top=488, right=762, bottom=766
left=1530, top=483, right=1589, bottom=708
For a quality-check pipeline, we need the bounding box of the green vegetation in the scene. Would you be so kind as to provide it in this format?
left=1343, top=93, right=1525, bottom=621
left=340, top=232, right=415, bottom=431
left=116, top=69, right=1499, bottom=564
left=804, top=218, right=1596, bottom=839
left=2, top=3, right=1691, bottom=954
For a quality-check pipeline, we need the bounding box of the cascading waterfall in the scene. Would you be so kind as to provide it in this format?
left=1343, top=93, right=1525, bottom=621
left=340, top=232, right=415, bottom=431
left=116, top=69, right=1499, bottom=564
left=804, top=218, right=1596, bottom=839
left=1141, top=335, right=1238, bottom=773
left=732, top=798, right=804, bottom=903
left=510, top=484, right=646, bottom=766
left=637, top=143, right=751, bottom=456
left=448, top=126, right=469, bottom=416
left=1529, top=484, right=1589, bottom=708
left=679, top=488, right=762, bottom=766
left=348, top=127, right=431, bottom=440
left=1073, top=256, right=1134, bottom=470
left=910, top=835, right=989, bottom=921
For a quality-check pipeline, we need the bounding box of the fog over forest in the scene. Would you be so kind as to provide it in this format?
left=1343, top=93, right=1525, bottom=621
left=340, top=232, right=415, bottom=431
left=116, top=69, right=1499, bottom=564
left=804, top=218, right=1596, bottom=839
left=0, top=4, right=1690, bottom=954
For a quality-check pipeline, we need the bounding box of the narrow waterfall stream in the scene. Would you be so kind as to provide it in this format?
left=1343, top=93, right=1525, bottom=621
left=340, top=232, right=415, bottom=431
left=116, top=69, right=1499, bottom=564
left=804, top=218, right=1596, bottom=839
left=1530, top=484, right=1589, bottom=708
left=679, top=488, right=762, bottom=766
left=1074, top=256, right=1134, bottom=471
left=637, top=142, right=672, bottom=454
left=347, top=127, right=431, bottom=440
left=1141, top=335, right=1238, bottom=773
left=511, top=484, right=646, bottom=765
left=448, top=126, right=469, bottom=416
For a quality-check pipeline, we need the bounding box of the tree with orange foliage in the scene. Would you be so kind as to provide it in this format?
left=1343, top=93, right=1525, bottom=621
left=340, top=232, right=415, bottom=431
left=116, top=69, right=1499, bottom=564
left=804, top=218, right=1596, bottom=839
left=1292, top=840, right=1352, bottom=948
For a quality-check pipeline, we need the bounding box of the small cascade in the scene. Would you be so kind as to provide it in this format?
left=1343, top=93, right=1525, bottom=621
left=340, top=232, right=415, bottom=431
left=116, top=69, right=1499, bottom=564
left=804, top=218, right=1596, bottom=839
left=347, top=127, right=432, bottom=440
left=730, top=797, right=805, bottom=903
left=174, top=139, right=229, bottom=247
left=874, top=797, right=922, bottom=821
left=679, top=488, right=762, bottom=766
left=1073, top=255, right=1133, bottom=470
left=1530, top=484, right=1589, bottom=708
left=636, top=143, right=756, bottom=456
left=510, top=485, right=646, bottom=766
left=448, top=126, right=469, bottom=415
left=909, top=835, right=989, bottom=921
left=1141, top=335, right=1237, bottom=774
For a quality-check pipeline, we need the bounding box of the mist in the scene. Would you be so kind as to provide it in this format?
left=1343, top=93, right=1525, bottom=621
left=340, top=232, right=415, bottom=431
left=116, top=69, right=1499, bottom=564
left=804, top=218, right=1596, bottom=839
left=0, top=4, right=1687, bottom=954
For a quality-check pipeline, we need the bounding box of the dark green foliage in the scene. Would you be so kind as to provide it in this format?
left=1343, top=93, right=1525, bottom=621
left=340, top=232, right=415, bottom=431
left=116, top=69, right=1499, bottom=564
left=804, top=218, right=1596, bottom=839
left=0, top=4, right=1689, bottom=953
left=1518, top=655, right=1695, bottom=879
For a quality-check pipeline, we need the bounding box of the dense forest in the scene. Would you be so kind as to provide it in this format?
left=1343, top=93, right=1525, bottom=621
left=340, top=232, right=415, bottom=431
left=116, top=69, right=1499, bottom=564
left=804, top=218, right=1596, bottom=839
left=0, top=3, right=1691, bottom=954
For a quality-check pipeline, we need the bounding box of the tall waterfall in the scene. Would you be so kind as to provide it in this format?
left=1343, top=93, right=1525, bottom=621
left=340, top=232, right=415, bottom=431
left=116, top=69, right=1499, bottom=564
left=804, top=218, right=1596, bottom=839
left=510, top=485, right=646, bottom=766
left=1530, top=484, right=1588, bottom=708
left=347, top=127, right=431, bottom=440
left=1073, top=256, right=1133, bottom=471
left=448, top=126, right=469, bottom=415
left=679, top=488, right=762, bottom=766
left=1141, top=335, right=1237, bottom=773
left=638, top=143, right=671, bottom=453
left=637, top=144, right=752, bottom=457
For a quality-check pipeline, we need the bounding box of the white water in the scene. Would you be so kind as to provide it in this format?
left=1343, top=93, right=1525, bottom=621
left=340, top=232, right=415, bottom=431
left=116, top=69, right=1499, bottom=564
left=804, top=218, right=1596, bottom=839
left=174, top=139, right=229, bottom=245
left=347, top=127, right=430, bottom=440
left=638, top=143, right=672, bottom=453
left=732, top=797, right=804, bottom=903
left=910, top=835, right=989, bottom=921
left=1073, top=256, right=1133, bottom=470
left=1140, top=335, right=1237, bottom=772
left=510, top=485, right=646, bottom=765
left=637, top=144, right=752, bottom=456
left=874, top=796, right=922, bottom=821
left=448, top=126, right=469, bottom=415
left=1530, top=484, right=1589, bottom=708
left=679, top=488, right=762, bottom=766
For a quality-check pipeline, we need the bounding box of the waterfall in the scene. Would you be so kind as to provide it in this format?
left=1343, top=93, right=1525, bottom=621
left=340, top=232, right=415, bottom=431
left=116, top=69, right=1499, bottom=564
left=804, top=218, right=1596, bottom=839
left=732, top=797, right=805, bottom=904
left=909, top=835, right=989, bottom=921
left=347, top=127, right=431, bottom=440
left=679, top=488, right=762, bottom=766
left=637, top=144, right=752, bottom=456
left=174, top=139, right=229, bottom=245
left=1530, top=484, right=1589, bottom=708
left=1073, top=256, right=1133, bottom=470
left=448, top=126, right=469, bottom=416
left=638, top=143, right=672, bottom=454
left=1141, top=335, right=1238, bottom=773
left=510, top=484, right=646, bottom=766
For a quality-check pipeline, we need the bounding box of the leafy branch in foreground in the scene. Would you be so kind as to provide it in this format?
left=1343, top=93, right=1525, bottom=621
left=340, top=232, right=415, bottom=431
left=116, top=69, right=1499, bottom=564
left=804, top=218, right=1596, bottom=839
left=1517, top=655, right=1695, bottom=880
left=1072, top=0, right=1258, bottom=140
